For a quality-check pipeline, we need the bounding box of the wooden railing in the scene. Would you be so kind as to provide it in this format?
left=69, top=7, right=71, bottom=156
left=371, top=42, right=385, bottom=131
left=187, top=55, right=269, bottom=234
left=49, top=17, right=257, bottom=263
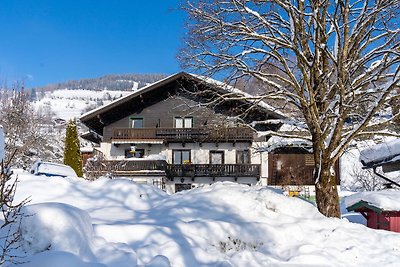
left=112, top=127, right=254, bottom=142
left=85, top=160, right=260, bottom=179
left=166, top=164, right=260, bottom=178
left=85, top=160, right=168, bottom=177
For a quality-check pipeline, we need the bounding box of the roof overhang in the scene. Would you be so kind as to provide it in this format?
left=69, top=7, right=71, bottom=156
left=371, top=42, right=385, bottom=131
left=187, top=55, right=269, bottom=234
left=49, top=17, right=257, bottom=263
left=346, top=200, right=384, bottom=213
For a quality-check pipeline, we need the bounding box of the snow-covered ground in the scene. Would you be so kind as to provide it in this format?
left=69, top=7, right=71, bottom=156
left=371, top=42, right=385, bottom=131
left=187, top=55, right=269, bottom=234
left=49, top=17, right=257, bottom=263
left=1, top=171, right=399, bottom=267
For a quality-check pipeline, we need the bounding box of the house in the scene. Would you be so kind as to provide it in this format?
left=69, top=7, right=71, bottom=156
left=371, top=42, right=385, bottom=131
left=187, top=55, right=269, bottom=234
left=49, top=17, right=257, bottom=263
left=80, top=72, right=285, bottom=193
left=345, top=191, right=400, bottom=233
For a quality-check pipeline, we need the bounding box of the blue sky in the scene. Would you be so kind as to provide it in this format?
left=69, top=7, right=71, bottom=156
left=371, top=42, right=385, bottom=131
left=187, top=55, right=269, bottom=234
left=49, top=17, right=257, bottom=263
left=0, top=1, right=185, bottom=88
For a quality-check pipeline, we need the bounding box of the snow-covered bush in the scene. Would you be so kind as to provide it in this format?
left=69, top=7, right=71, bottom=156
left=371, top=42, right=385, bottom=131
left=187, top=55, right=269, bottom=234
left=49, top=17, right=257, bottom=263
left=0, top=127, right=29, bottom=264
left=0, top=89, right=62, bottom=168
left=20, top=203, right=95, bottom=258
left=216, top=236, right=264, bottom=254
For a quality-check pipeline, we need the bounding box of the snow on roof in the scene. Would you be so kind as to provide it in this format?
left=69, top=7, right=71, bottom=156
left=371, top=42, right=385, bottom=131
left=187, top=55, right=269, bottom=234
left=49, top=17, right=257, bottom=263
left=80, top=147, right=94, bottom=153
left=345, top=190, right=400, bottom=211
left=257, top=135, right=312, bottom=153
left=359, top=139, right=400, bottom=167
left=256, top=123, right=311, bottom=152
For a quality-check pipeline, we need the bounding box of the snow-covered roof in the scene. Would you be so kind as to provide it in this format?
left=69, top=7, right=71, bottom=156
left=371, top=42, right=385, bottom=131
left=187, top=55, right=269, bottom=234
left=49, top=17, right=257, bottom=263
left=256, top=123, right=312, bottom=152
left=345, top=190, right=400, bottom=212
left=80, top=147, right=94, bottom=153
left=359, top=139, right=400, bottom=167
left=257, top=135, right=312, bottom=153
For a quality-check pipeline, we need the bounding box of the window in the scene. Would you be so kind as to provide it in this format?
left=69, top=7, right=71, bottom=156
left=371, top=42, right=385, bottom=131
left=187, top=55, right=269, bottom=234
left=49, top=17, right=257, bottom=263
left=210, top=151, right=224, bottom=164
left=184, top=117, right=193, bottom=128
left=125, top=148, right=145, bottom=158
left=130, top=117, right=143, bottom=128
left=173, top=150, right=191, bottom=164
left=174, top=117, right=193, bottom=128
left=236, top=150, right=251, bottom=164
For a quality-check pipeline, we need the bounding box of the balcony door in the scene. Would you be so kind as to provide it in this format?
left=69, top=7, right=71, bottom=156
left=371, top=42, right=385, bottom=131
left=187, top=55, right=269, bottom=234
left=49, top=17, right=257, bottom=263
left=175, top=117, right=193, bottom=128
left=210, top=151, right=224, bottom=164
left=236, top=150, right=250, bottom=164
left=173, top=150, right=191, bottom=164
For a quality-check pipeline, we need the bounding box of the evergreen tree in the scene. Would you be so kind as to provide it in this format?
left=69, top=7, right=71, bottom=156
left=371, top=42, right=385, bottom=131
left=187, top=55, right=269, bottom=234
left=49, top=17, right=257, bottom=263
left=63, top=119, right=83, bottom=177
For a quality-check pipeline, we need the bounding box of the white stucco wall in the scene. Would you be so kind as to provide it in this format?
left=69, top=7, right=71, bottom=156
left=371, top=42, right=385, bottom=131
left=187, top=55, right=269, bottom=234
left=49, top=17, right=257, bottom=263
left=102, top=141, right=255, bottom=164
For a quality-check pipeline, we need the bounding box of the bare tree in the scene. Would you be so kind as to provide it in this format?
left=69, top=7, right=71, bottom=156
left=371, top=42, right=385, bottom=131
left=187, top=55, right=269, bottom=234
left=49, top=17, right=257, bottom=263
left=180, top=0, right=400, bottom=217
left=348, top=164, right=385, bottom=191
left=0, top=88, right=62, bottom=167
left=0, top=148, right=29, bottom=265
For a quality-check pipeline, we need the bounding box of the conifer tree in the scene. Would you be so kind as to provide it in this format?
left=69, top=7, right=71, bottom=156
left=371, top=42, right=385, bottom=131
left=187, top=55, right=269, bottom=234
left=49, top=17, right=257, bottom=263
left=63, top=119, right=83, bottom=177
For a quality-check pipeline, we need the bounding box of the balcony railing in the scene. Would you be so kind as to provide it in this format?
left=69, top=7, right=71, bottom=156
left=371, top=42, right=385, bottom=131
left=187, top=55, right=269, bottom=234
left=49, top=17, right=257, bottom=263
left=112, top=127, right=254, bottom=142
left=84, top=160, right=260, bottom=179
left=167, top=164, right=260, bottom=178
left=85, top=160, right=168, bottom=177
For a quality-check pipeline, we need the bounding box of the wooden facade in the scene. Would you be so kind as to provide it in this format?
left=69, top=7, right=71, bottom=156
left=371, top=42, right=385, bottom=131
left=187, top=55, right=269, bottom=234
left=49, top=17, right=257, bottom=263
left=85, top=159, right=260, bottom=180
left=112, top=127, right=254, bottom=143
left=81, top=72, right=284, bottom=137
left=167, top=163, right=260, bottom=179
left=268, top=148, right=340, bottom=186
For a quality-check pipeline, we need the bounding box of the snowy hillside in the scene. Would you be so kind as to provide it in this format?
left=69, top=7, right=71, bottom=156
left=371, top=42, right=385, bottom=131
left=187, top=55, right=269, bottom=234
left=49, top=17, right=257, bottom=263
left=30, top=73, right=166, bottom=120
left=33, top=89, right=131, bottom=120
left=4, top=172, right=400, bottom=267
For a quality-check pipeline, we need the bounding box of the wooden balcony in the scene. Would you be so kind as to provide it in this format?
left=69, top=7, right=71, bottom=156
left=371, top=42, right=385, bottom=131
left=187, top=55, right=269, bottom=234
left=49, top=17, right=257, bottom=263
left=167, top=164, right=260, bottom=178
left=84, top=160, right=260, bottom=179
left=112, top=127, right=254, bottom=143
left=85, top=160, right=168, bottom=177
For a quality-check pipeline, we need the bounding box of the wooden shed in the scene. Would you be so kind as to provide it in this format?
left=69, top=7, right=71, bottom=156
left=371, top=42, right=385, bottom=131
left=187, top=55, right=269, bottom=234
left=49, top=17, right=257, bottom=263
left=268, top=147, right=340, bottom=186
left=347, top=200, right=400, bottom=233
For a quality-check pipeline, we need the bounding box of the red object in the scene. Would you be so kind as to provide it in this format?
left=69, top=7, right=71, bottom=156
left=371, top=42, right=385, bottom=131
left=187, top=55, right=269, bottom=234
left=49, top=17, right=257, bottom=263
left=355, top=208, right=400, bottom=233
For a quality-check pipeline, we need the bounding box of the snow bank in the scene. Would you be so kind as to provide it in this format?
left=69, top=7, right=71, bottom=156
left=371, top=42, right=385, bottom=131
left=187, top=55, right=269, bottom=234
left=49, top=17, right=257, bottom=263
left=20, top=203, right=95, bottom=259
left=18, top=202, right=138, bottom=267
left=345, top=190, right=400, bottom=211
left=10, top=173, right=400, bottom=266
left=15, top=251, right=106, bottom=267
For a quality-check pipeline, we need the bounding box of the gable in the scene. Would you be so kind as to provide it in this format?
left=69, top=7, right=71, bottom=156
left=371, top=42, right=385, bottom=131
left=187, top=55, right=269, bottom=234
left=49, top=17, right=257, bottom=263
left=102, top=95, right=232, bottom=141
left=80, top=72, right=285, bottom=136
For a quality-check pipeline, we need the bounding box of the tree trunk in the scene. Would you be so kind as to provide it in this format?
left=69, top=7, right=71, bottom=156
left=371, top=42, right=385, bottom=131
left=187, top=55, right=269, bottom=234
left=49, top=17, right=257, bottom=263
left=315, top=166, right=341, bottom=218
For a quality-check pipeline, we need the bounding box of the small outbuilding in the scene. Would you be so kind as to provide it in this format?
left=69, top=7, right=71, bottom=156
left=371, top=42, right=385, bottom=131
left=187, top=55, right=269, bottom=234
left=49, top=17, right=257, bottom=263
left=345, top=191, right=400, bottom=233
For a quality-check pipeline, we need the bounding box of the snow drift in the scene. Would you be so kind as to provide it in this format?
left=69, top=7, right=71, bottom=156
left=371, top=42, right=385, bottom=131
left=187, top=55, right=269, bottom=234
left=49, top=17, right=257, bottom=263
left=6, top=173, right=400, bottom=266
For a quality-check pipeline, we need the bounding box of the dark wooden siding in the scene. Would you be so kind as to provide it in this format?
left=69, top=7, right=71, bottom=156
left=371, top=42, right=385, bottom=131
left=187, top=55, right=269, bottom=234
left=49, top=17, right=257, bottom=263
left=103, top=95, right=228, bottom=141
left=268, top=151, right=340, bottom=185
